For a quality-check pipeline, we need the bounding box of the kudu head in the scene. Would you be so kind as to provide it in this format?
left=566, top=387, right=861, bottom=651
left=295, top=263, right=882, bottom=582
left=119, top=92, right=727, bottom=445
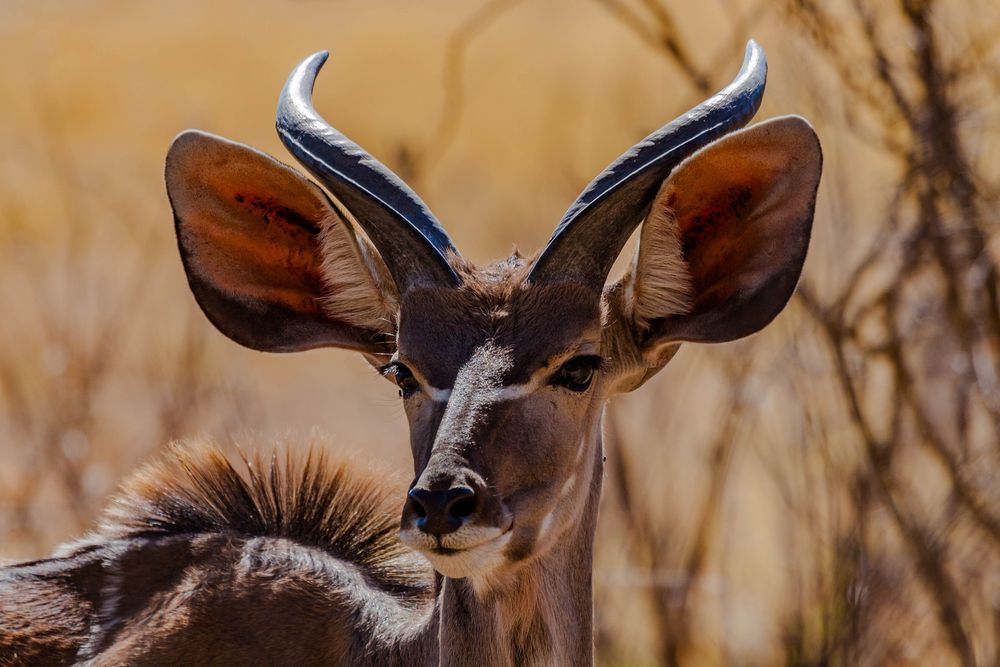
left=165, top=42, right=821, bottom=583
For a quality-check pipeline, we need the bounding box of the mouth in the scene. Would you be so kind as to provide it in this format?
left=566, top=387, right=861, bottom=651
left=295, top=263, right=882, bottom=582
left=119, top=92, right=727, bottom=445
left=401, top=523, right=514, bottom=578
left=429, top=545, right=462, bottom=556
left=430, top=523, right=513, bottom=555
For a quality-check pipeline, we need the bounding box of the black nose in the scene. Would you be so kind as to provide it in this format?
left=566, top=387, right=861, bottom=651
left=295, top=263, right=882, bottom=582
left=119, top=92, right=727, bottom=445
left=407, top=485, right=477, bottom=536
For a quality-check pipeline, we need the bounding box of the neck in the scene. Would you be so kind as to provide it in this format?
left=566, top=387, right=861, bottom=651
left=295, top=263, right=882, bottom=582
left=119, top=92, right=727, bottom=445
left=436, top=430, right=604, bottom=666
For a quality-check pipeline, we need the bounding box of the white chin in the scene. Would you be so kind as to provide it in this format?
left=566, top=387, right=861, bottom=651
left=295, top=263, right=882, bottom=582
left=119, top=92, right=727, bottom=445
left=421, top=534, right=512, bottom=578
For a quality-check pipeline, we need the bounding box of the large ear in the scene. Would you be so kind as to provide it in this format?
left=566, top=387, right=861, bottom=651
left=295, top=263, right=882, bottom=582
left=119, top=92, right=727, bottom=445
left=165, top=130, right=398, bottom=357
left=610, top=115, right=821, bottom=359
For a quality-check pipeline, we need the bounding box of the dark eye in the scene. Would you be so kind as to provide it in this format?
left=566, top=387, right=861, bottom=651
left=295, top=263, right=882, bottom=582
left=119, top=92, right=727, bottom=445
left=387, top=363, right=420, bottom=398
left=552, top=355, right=602, bottom=392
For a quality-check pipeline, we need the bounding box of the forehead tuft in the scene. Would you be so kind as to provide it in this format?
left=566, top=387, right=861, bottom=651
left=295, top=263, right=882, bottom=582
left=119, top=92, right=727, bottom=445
left=454, top=252, right=529, bottom=288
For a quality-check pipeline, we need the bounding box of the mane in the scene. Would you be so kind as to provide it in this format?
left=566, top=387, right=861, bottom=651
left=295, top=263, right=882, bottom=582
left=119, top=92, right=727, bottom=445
left=96, top=442, right=431, bottom=595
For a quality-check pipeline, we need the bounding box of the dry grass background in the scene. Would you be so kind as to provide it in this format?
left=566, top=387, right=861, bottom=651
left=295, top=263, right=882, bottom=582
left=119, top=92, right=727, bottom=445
left=2, top=0, right=1000, bottom=664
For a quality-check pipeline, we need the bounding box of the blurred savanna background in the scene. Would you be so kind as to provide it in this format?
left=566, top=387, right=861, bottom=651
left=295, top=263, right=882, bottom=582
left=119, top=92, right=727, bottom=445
left=2, top=0, right=999, bottom=664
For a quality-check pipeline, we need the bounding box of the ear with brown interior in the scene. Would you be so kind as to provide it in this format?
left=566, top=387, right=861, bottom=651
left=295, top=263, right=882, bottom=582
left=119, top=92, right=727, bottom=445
left=609, top=115, right=822, bottom=368
left=165, top=130, right=398, bottom=357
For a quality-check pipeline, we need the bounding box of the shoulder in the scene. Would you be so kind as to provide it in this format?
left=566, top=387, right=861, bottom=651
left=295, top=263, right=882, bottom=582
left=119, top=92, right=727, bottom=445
left=1, top=443, right=436, bottom=665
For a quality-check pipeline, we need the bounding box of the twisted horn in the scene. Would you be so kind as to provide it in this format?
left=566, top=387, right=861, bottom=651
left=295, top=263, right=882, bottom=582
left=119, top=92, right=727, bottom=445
left=528, top=41, right=768, bottom=288
left=276, top=51, right=460, bottom=291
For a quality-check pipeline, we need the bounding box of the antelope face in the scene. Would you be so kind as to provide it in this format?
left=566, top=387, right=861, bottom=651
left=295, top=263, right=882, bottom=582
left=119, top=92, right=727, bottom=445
left=166, top=43, right=821, bottom=581
left=393, top=281, right=606, bottom=578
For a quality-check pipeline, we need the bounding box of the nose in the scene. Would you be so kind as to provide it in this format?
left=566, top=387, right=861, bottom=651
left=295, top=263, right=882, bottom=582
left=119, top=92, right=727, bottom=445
left=406, top=485, right=477, bottom=536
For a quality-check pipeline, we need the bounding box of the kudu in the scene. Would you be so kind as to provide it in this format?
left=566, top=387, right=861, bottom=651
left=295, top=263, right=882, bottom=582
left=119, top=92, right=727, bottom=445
left=0, top=41, right=821, bottom=665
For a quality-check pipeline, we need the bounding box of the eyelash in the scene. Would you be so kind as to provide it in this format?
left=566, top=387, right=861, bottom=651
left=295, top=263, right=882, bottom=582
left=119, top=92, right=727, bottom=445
left=383, top=362, right=420, bottom=398
left=550, top=355, right=604, bottom=392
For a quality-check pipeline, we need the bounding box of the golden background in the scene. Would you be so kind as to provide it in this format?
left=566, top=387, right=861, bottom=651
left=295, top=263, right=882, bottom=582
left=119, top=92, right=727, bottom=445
left=1, top=1, right=999, bottom=664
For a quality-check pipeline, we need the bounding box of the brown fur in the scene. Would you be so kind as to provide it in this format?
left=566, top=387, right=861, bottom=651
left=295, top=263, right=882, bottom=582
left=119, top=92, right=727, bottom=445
left=1, top=444, right=437, bottom=666
left=0, top=547, right=106, bottom=665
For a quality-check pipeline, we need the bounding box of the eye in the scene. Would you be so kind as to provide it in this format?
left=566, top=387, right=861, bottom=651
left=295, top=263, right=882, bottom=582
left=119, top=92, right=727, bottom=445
left=551, top=355, right=602, bottom=392
left=386, top=363, right=420, bottom=398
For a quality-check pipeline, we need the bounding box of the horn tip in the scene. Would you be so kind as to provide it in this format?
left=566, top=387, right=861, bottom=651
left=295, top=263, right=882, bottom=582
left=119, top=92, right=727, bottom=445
left=742, top=39, right=767, bottom=75
left=279, top=51, right=330, bottom=117
left=302, top=50, right=330, bottom=74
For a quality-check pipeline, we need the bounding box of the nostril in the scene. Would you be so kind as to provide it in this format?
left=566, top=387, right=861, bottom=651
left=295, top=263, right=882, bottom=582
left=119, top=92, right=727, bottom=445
left=407, top=489, right=428, bottom=519
left=446, top=486, right=477, bottom=521
left=449, top=496, right=476, bottom=520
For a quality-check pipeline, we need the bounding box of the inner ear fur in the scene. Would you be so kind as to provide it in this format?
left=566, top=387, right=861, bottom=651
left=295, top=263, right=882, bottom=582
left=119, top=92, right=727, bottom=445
left=166, top=130, right=398, bottom=355
left=616, top=115, right=822, bottom=353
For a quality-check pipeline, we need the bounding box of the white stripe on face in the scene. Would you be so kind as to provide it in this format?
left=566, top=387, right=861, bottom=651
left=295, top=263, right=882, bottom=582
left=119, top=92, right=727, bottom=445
left=426, top=380, right=538, bottom=403
left=425, top=353, right=557, bottom=404
left=426, top=386, right=452, bottom=402
left=536, top=434, right=593, bottom=543
left=414, top=339, right=600, bottom=404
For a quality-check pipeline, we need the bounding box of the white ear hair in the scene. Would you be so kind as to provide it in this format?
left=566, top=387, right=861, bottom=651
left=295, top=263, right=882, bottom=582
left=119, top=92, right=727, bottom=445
left=318, top=205, right=399, bottom=331
left=629, top=182, right=695, bottom=330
